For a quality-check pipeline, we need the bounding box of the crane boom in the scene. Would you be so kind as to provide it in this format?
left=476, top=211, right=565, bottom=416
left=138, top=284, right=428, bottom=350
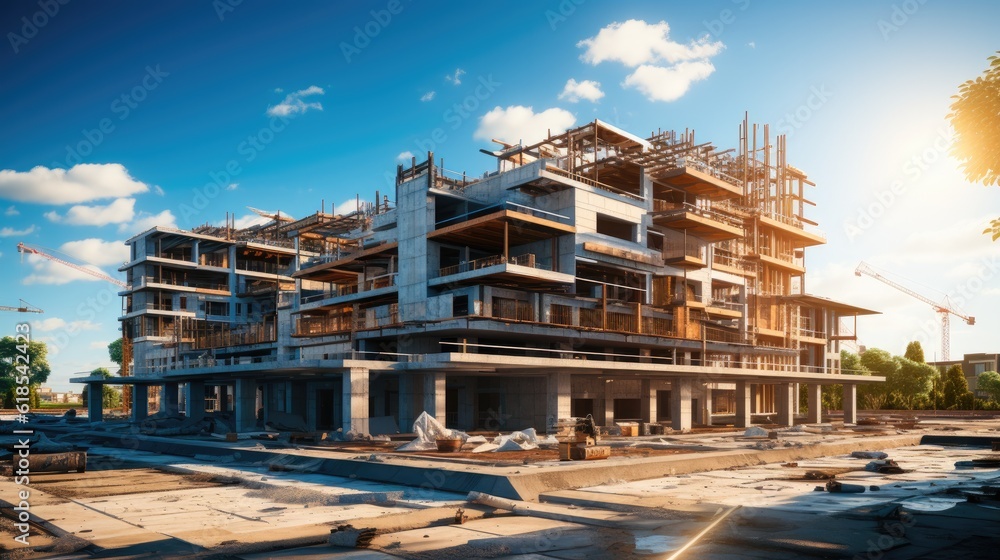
left=855, top=261, right=974, bottom=360
left=17, top=242, right=127, bottom=288
left=0, top=299, right=43, bottom=313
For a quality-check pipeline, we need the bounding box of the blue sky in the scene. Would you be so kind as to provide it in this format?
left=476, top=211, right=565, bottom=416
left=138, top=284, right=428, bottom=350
left=1, top=0, right=998, bottom=390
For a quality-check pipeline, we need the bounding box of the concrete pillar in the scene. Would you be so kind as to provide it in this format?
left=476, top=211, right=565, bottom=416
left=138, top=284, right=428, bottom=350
left=131, top=384, right=149, bottom=422
left=398, top=373, right=419, bottom=430
left=234, top=379, right=259, bottom=432
left=87, top=382, right=103, bottom=423
left=735, top=380, right=752, bottom=428
left=546, top=372, right=571, bottom=433
left=843, top=383, right=858, bottom=425
left=185, top=381, right=206, bottom=421
left=806, top=384, right=822, bottom=424
left=343, top=368, right=370, bottom=434
left=603, top=380, right=614, bottom=427
left=793, top=383, right=801, bottom=415
left=218, top=384, right=230, bottom=412
left=290, top=381, right=307, bottom=417
left=422, top=371, right=445, bottom=425
left=703, top=387, right=713, bottom=426
left=775, top=383, right=794, bottom=427
left=639, top=379, right=657, bottom=424
left=670, top=378, right=693, bottom=431
left=161, top=382, right=180, bottom=415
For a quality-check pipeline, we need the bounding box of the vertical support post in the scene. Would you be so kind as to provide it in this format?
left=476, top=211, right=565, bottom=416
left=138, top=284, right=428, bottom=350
left=87, top=382, right=104, bottom=423
left=640, top=379, right=655, bottom=423
left=807, top=384, right=822, bottom=423
left=234, top=379, right=259, bottom=432
left=161, top=382, right=179, bottom=415
left=843, top=383, right=858, bottom=425
left=422, top=371, right=446, bottom=425
left=131, top=384, right=149, bottom=423
left=546, top=372, right=571, bottom=433
left=735, top=380, right=752, bottom=428
left=775, top=383, right=794, bottom=427
left=218, top=384, right=230, bottom=412
left=185, top=381, right=206, bottom=422
left=703, top=386, right=713, bottom=426
left=343, top=368, right=371, bottom=434
left=670, top=378, right=693, bottom=431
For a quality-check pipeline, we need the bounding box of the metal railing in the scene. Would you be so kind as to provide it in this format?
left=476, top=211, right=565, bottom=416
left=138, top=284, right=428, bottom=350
left=438, top=253, right=546, bottom=277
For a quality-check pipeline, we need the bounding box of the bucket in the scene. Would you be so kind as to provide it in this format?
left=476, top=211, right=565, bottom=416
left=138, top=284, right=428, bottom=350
left=436, top=438, right=463, bottom=452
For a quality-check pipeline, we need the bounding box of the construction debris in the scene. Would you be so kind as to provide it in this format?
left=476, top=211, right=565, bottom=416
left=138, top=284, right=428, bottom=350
left=328, top=524, right=377, bottom=548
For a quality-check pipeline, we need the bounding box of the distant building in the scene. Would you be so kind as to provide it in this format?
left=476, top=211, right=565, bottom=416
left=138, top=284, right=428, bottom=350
left=37, top=387, right=82, bottom=404
left=76, top=119, right=882, bottom=432
left=930, top=353, right=1000, bottom=398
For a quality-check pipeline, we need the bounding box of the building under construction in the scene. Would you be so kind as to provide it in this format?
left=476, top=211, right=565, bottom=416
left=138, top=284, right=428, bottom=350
left=83, top=118, right=881, bottom=434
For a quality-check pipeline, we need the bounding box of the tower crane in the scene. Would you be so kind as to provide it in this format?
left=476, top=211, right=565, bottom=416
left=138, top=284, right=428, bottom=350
left=855, top=261, right=974, bottom=360
left=0, top=299, right=43, bottom=313
left=17, top=241, right=132, bottom=409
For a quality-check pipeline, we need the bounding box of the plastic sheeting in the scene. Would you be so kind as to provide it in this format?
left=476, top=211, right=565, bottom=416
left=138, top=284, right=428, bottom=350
left=396, top=411, right=470, bottom=452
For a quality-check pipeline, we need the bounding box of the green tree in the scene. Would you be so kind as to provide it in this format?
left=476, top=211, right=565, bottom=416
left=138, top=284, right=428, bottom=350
left=81, top=367, right=121, bottom=409
left=108, top=338, right=123, bottom=365
left=942, top=364, right=973, bottom=409
left=890, top=357, right=937, bottom=410
left=0, top=336, right=51, bottom=408
left=904, top=341, right=925, bottom=363
left=948, top=51, right=1000, bottom=238
left=977, top=370, right=1000, bottom=403
left=858, top=348, right=896, bottom=409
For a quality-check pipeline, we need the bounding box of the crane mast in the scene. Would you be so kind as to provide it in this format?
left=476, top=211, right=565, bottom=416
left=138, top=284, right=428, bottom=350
left=17, top=241, right=132, bottom=410
left=855, top=262, right=974, bottom=360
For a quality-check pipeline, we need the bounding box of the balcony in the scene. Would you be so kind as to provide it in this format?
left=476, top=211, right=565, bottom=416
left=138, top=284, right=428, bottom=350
left=651, top=158, right=743, bottom=201
left=757, top=213, right=826, bottom=247
left=663, top=240, right=706, bottom=269
left=124, top=275, right=230, bottom=295
left=430, top=253, right=574, bottom=287
left=712, top=249, right=756, bottom=277
left=293, top=313, right=354, bottom=337
left=745, top=250, right=805, bottom=274
left=299, top=273, right=398, bottom=309
left=652, top=202, right=743, bottom=242
left=192, top=321, right=277, bottom=350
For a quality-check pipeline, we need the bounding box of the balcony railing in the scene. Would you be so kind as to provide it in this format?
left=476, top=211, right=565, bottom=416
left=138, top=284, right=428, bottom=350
left=663, top=240, right=704, bottom=260
left=491, top=298, right=534, bottom=322
left=127, top=276, right=229, bottom=292
left=438, top=253, right=547, bottom=277
left=192, top=322, right=277, bottom=349
left=294, top=314, right=354, bottom=337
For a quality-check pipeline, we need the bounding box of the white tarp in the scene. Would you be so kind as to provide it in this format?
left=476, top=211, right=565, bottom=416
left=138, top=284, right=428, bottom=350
left=396, top=411, right=470, bottom=452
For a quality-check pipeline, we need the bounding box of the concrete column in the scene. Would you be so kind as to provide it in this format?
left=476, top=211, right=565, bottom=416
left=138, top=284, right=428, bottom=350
left=793, top=383, right=801, bottom=415
left=398, top=373, right=419, bottom=430
left=185, top=381, right=206, bottom=422
left=546, top=372, right=571, bottom=433
left=735, top=380, right=752, bottom=428
left=234, top=379, right=259, bottom=432
left=131, top=384, right=149, bottom=422
left=639, top=379, right=656, bottom=423
left=422, top=371, right=445, bottom=425
left=775, top=383, right=794, bottom=427
left=343, top=368, right=370, bottom=434
left=161, top=382, right=180, bottom=415
left=603, top=380, right=614, bottom=427
left=670, top=378, right=693, bottom=431
left=290, top=381, right=307, bottom=417
left=806, top=384, right=822, bottom=424
left=87, top=382, right=103, bottom=423
left=218, top=384, right=230, bottom=412
left=843, top=383, right=858, bottom=425
left=703, top=386, right=713, bottom=426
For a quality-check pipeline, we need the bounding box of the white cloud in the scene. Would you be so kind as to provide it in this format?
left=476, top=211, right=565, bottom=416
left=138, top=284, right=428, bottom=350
left=558, top=79, right=605, bottom=103
left=445, top=68, right=465, bottom=85
left=5, top=205, right=18, bottom=216
left=0, top=224, right=36, bottom=237
left=396, top=151, right=415, bottom=162
left=335, top=198, right=368, bottom=215
left=266, top=85, right=325, bottom=117
left=45, top=198, right=136, bottom=226
left=623, top=61, right=717, bottom=102
left=151, top=185, right=165, bottom=196
left=119, top=209, right=177, bottom=235
left=748, top=41, right=756, bottom=49
left=21, top=253, right=111, bottom=285
left=32, top=317, right=101, bottom=333
left=474, top=105, right=576, bottom=145
left=58, top=238, right=129, bottom=267
left=0, top=163, right=149, bottom=204
left=420, top=91, right=436, bottom=102
left=230, top=213, right=271, bottom=229
left=226, top=183, right=239, bottom=191
left=578, top=20, right=724, bottom=67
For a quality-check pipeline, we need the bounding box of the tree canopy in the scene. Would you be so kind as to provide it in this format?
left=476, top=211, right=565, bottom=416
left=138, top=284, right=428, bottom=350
left=81, top=367, right=121, bottom=409
left=108, top=338, right=123, bottom=365
left=0, top=336, right=51, bottom=394
left=978, top=370, right=1000, bottom=402
left=942, top=364, right=973, bottom=409
left=904, top=341, right=925, bottom=363
left=948, top=51, right=1000, bottom=239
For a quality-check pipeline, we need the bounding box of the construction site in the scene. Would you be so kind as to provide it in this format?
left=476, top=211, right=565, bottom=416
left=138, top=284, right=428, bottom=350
left=3, top=118, right=999, bottom=558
